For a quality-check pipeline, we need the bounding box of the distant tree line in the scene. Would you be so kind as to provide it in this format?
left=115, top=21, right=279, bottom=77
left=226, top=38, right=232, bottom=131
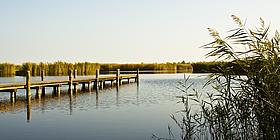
left=100, top=63, right=193, bottom=73
left=16, top=62, right=101, bottom=76
left=0, top=63, right=16, bottom=77
left=0, top=62, right=194, bottom=77
left=0, top=61, right=249, bottom=77
left=191, top=61, right=246, bottom=74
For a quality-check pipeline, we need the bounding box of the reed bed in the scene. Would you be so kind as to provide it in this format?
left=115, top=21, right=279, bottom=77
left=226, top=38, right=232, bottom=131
left=154, top=16, right=280, bottom=140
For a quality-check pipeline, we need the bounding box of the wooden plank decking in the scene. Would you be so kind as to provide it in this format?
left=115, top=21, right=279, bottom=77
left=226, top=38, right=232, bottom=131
left=0, top=75, right=137, bottom=91
left=0, top=69, right=139, bottom=103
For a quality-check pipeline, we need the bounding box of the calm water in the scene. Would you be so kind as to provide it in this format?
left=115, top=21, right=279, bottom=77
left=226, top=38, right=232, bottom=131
left=0, top=74, right=210, bottom=140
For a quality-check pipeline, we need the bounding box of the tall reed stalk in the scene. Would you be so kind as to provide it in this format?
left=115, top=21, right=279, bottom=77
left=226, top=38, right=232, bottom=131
left=170, top=15, right=280, bottom=140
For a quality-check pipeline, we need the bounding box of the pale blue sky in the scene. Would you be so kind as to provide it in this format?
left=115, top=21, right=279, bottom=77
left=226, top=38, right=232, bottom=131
left=0, top=0, right=279, bottom=64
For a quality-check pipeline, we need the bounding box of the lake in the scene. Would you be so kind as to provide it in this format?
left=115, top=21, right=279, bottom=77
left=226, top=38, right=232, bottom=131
left=0, top=74, right=210, bottom=140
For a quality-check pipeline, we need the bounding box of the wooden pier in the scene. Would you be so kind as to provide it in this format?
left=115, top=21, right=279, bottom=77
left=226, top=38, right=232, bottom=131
left=0, top=69, right=139, bottom=103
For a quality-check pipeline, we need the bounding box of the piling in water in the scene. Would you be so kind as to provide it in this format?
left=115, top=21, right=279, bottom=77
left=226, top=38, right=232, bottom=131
left=136, top=69, right=139, bottom=83
left=26, top=71, right=31, bottom=99
left=69, top=70, right=73, bottom=95
left=116, top=69, right=120, bottom=88
left=41, top=70, right=45, bottom=96
left=95, top=69, right=99, bottom=90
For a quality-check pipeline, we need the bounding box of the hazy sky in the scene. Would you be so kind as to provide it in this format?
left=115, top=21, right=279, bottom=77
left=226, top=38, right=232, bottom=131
left=0, top=0, right=279, bottom=64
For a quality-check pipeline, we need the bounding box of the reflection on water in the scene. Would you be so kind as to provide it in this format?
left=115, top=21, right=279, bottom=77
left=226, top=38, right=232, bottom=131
left=26, top=96, right=31, bottom=122
left=69, top=94, right=73, bottom=115
left=0, top=74, right=210, bottom=140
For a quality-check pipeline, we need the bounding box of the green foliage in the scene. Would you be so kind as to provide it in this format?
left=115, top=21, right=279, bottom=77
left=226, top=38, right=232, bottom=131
left=175, top=16, right=280, bottom=139
left=101, top=63, right=193, bottom=73
left=191, top=61, right=222, bottom=73
left=191, top=61, right=246, bottom=74
left=177, top=64, right=193, bottom=73
left=0, top=63, right=16, bottom=77
left=17, top=61, right=100, bottom=76
left=0, top=62, right=193, bottom=77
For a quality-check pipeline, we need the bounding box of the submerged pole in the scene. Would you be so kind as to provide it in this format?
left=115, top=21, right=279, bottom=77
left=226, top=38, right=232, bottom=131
left=26, top=71, right=31, bottom=100
left=136, top=68, right=139, bottom=83
left=26, top=71, right=32, bottom=122
left=53, top=86, right=57, bottom=95
left=41, top=70, right=45, bottom=96
left=88, top=82, right=91, bottom=92
left=10, top=90, right=16, bottom=103
left=73, top=69, right=78, bottom=92
left=95, top=69, right=99, bottom=90
left=36, top=87, right=41, bottom=99
left=57, top=85, right=61, bottom=97
left=100, top=81, right=104, bottom=89
left=116, top=69, right=120, bottom=88
left=74, top=83, right=78, bottom=93
left=82, top=83, right=86, bottom=91
left=69, top=70, right=73, bottom=95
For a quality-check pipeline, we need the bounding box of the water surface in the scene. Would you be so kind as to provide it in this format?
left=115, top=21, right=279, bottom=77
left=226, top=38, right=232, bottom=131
left=0, top=74, right=210, bottom=140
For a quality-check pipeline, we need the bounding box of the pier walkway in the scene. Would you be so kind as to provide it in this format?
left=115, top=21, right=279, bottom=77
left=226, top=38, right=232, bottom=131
left=0, top=69, right=139, bottom=103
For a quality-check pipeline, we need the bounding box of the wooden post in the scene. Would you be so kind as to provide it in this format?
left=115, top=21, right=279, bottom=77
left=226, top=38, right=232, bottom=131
left=36, top=87, right=41, bottom=99
left=99, top=81, right=101, bottom=89
left=116, top=69, right=120, bottom=88
left=74, top=69, right=77, bottom=79
left=82, top=83, right=86, bottom=91
left=74, top=83, right=78, bottom=93
left=127, top=78, right=130, bottom=84
left=53, top=86, right=57, bottom=95
left=26, top=71, right=32, bottom=122
left=111, top=80, right=114, bottom=87
left=100, top=81, right=104, bottom=89
left=136, top=68, right=139, bottom=83
left=88, top=82, right=91, bottom=92
left=10, top=90, right=16, bottom=103
left=57, top=85, right=61, bottom=97
left=41, top=70, right=45, bottom=81
left=41, top=70, right=45, bottom=96
left=73, top=70, right=78, bottom=93
left=69, top=70, right=73, bottom=95
left=26, top=71, right=31, bottom=100
left=95, top=69, right=99, bottom=90
left=74, top=83, right=77, bottom=92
